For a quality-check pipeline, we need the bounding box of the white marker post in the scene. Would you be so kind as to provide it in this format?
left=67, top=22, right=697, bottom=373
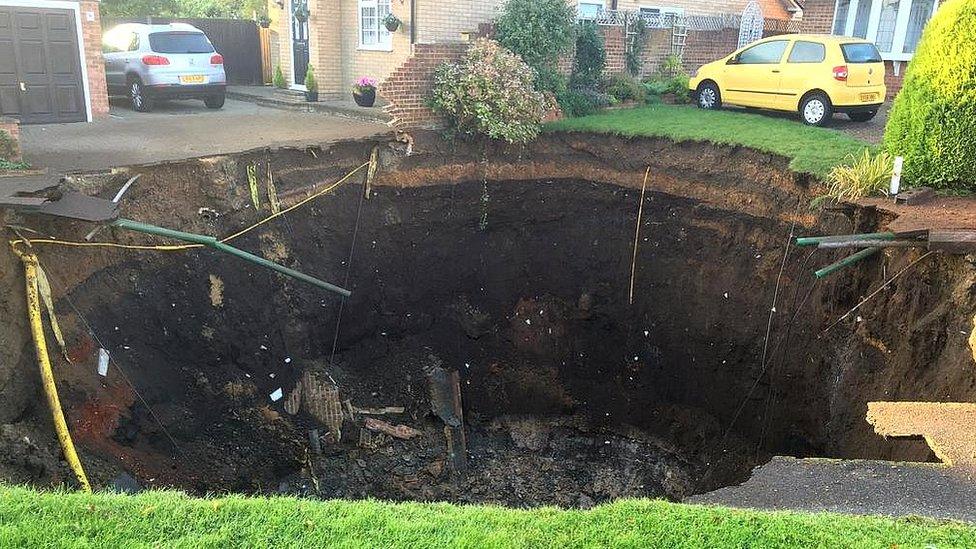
left=890, top=156, right=904, bottom=198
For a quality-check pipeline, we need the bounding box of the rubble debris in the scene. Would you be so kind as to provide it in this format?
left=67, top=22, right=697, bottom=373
left=424, top=356, right=466, bottom=473
left=269, top=388, right=283, bottom=402
left=364, top=418, right=422, bottom=440
left=97, top=348, right=110, bottom=377
left=309, top=429, right=321, bottom=455
left=352, top=406, right=406, bottom=416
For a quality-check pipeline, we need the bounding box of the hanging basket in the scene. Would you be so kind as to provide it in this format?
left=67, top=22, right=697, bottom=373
left=383, top=14, right=401, bottom=32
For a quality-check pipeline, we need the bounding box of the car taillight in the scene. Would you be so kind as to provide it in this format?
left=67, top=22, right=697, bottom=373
left=833, top=65, right=849, bottom=81
left=210, top=54, right=224, bottom=65
left=142, top=55, right=170, bottom=66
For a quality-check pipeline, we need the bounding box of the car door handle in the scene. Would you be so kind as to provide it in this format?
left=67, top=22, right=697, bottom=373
left=19, top=82, right=26, bottom=91
left=771, top=70, right=781, bottom=73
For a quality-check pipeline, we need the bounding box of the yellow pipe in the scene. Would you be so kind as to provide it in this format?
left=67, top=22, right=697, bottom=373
left=16, top=249, right=92, bottom=492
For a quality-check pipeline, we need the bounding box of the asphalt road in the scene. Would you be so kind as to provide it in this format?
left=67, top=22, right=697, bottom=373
left=19, top=98, right=389, bottom=174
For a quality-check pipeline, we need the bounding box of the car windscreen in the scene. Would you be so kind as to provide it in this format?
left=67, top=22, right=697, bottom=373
left=149, top=32, right=214, bottom=54
left=840, top=43, right=882, bottom=63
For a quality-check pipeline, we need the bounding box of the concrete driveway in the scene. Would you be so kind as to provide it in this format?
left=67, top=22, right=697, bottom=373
left=19, top=98, right=389, bottom=174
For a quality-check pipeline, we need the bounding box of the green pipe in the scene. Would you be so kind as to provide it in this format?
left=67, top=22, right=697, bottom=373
left=818, top=240, right=922, bottom=249
left=796, top=232, right=896, bottom=247
left=112, top=218, right=351, bottom=297
left=814, top=247, right=880, bottom=279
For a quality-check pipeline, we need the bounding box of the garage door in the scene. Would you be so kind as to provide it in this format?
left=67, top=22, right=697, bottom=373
left=0, top=6, right=86, bottom=124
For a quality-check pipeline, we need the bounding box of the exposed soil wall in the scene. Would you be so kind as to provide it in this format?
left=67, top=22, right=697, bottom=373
left=1, top=132, right=973, bottom=505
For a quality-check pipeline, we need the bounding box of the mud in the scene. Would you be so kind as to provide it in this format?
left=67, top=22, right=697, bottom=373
left=1, top=132, right=973, bottom=507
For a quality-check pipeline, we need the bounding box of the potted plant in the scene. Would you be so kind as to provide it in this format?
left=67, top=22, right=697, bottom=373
left=273, top=64, right=286, bottom=89
left=304, top=66, right=319, bottom=102
left=257, top=15, right=271, bottom=28
left=383, top=13, right=401, bottom=32
left=353, top=76, right=377, bottom=107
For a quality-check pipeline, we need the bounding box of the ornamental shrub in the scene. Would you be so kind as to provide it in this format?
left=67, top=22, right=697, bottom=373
left=430, top=39, right=548, bottom=144
left=272, top=65, right=286, bottom=89
left=606, top=73, right=645, bottom=103
left=495, top=0, right=576, bottom=92
left=0, top=130, right=15, bottom=161
left=884, top=0, right=976, bottom=190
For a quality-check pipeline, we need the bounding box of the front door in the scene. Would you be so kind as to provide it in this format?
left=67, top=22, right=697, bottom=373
left=0, top=6, right=86, bottom=124
left=291, top=0, right=309, bottom=86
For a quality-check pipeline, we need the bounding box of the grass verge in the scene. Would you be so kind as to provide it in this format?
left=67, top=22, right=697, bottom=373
left=1, top=486, right=974, bottom=548
left=546, top=105, right=871, bottom=179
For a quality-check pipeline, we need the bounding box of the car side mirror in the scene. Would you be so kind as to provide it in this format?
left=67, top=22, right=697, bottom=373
left=727, top=56, right=739, bottom=65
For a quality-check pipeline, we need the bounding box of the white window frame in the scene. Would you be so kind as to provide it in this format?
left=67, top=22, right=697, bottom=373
left=358, top=0, right=393, bottom=52
left=639, top=5, right=685, bottom=28
left=831, top=0, right=940, bottom=61
left=577, top=0, right=605, bottom=21
left=0, top=0, right=94, bottom=122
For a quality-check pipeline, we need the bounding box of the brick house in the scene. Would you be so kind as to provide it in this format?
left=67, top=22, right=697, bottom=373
left=800, top=0, right=942, bottom=96
left=266, top=0, right=801, bottom=99
left=0, top=0, right=110, bottom=124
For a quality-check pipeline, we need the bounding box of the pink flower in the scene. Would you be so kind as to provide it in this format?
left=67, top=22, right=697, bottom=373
left=356, top=76, right=377, bottom=88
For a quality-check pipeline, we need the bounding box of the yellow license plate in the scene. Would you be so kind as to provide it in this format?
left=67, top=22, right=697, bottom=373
left=860, top=93, right=878, bottom=102
left=179, top=75, right=206, bottom=84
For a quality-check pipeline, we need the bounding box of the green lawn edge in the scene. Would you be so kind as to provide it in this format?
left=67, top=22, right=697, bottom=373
left=1, top=485, right=973, bottom=548
left=545, top=105, right=872, bottom=180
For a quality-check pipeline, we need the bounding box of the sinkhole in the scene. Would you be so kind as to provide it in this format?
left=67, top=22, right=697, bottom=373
left=4, top=134, right=963, bottom=507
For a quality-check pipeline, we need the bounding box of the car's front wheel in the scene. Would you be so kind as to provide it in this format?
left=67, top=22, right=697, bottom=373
left=129, top=78, right=153, bottom=112
left=696, top=82, right=721, bottom=110
left=848, top=110, right=877, bottom=122
left=204, top=93, right=225, bottom=110
left=800, top=93, right=832, bottom=126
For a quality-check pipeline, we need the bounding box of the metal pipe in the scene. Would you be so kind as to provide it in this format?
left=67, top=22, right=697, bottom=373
left=815, top=247, right=880, bottom=279
left=112, top=218, right=351, bottom=296
left=796, top=232, right=897, bottom=247
left=817, top=240, right=922, bottom=249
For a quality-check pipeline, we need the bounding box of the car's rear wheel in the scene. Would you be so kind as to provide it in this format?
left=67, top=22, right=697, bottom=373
left=129, top=77, right=153, bottom=113
left=799, top=93, right=832, bottom=126
left=697, top=82, right=721, bottom=110
left=848, top=110, right=877, bottom=122
left=204, top=93, right=225, bottom=110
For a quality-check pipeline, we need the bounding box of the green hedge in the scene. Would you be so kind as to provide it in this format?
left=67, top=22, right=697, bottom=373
left=884, top=0, right=976, bottom=191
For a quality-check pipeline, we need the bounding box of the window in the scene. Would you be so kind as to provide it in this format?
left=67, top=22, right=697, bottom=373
left=903, top=0, right=935, bottom=53
left=149, top=32, right=213, bottom=54
left=639, top=6, right=685, bottom=28
left=841, top=43, right=883, bottom=63
left=736, top=40, right=788, bottom=64
left=359, top=0, right=392, bottom=50
left=578, top=1, right=604, bottom=20
left=875, top=0, right=901, bottom=52
left=833, top=0, right=851, bottom=34
left=788, top=41, right=826, bottom=63
left=851, top=0, right=873, bottom=38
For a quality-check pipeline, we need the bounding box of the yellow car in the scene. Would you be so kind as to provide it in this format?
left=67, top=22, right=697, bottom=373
left=689, top=34, right=886, bottom=126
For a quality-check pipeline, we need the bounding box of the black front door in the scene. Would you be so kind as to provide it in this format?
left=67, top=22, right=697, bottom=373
left=291, top=0, right=309, bottom=86
left=0, top=6, right=86, bottom=124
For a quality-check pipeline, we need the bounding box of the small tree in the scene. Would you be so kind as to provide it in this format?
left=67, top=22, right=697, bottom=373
left=884, top=0, right=976, bottom=190
left=571, top=21, right=606, bottom=91
left=304, top=66, right=318, bottom=93
left=495, top=0, right=576, bottom=92
left=272, top=65, right=286, bottom=89
left=431, top=39, right=548, bottom=144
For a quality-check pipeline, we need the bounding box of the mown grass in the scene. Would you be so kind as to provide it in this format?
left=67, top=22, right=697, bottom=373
left=546, top=105, right=872, bottom=179
left=1, top=486, right=974, bottom=548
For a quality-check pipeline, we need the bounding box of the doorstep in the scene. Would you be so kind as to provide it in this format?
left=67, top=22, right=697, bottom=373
left=226, top=85, right=392, bottom=125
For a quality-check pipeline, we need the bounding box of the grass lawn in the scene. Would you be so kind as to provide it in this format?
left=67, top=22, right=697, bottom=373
left=1, top=486, right=974, bottom=548
left=547, top=105, right=871, bottom=179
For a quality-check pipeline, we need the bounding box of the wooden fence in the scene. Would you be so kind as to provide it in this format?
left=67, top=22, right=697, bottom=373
left=104, top=17, right=263, bottom=85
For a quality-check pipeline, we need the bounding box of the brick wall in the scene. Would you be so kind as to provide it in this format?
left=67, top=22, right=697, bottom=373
left=78, top=1, right=109, bottom=118
left=602, top=26, right=627, bottom=75
left=885, top=60, right=906, bottom=98
left=800, top=0, right=836, bottom=33
left=0, top=117, right=20, bottom=161
left=415, top=0, right=505, bottom=44
left=377, top=43, right=468, bottom=128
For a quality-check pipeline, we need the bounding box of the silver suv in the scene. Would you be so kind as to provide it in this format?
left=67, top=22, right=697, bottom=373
left=103, top=23, right=227, bottom=112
